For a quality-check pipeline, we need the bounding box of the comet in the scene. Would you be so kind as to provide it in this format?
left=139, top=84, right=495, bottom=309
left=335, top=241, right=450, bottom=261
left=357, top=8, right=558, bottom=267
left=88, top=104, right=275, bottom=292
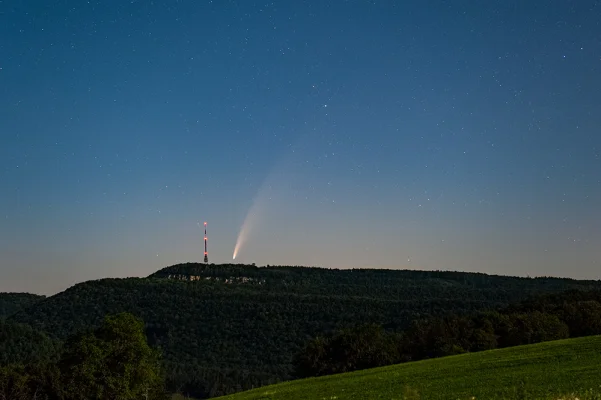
left=232, top=184, right=271, bottom=260
left=232, top=127, right=327, bottom=260
left=232, top=147, right=294, bottom=261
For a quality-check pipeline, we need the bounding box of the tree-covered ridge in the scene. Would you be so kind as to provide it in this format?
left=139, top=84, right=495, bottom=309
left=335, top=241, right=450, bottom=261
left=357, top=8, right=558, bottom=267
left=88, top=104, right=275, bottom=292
left=151, top=263, right=601, bottom=301
left=7, top=263, right=601, bottom=398
left=0, top=293, right=45, bottom=319
left=153, top=262, right=598, bottom=285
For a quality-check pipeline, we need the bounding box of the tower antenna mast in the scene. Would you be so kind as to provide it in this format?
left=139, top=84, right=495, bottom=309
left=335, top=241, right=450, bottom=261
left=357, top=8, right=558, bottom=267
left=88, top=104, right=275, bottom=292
left=204, top=222, right=209, bottom=263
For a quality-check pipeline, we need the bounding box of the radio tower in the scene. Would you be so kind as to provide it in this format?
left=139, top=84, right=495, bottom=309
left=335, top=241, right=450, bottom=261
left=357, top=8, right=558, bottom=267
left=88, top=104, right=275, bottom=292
left=203, top=222, right=209, bottom=263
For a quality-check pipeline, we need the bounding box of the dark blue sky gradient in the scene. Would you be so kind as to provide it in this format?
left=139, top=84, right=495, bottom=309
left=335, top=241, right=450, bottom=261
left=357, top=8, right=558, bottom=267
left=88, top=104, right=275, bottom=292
left=1, top=1, right=601, bottom=294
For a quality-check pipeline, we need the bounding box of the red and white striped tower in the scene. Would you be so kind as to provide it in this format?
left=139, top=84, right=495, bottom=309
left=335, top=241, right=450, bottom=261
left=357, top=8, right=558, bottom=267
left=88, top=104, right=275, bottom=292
left=203, top=222, right=209, bottom=263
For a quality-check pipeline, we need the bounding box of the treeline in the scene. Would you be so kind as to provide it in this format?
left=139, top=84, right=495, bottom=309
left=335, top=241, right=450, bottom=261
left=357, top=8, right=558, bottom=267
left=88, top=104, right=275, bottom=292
left=295, top=290, right=601, bottom=378
left=0, top=313, right=168, bottom=400
left=6, top=264, right=601, bottom=398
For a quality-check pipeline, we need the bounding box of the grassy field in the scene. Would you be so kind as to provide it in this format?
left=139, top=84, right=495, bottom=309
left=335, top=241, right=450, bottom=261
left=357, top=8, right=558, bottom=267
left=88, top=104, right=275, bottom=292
left=213, top=335, right=601, bottom=400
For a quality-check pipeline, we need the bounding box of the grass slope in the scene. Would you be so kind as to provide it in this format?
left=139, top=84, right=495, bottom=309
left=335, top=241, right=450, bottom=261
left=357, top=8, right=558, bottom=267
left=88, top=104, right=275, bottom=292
left=216, top=335, right=601, bottom=400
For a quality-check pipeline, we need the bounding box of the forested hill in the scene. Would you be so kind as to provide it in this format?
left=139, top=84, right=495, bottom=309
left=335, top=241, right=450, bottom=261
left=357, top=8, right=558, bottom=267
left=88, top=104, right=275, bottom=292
left=0, top=293, right=45, bottom=319
left=7, top=263, right=601, bottom=398
left=151, top=263, right=601, bottom=299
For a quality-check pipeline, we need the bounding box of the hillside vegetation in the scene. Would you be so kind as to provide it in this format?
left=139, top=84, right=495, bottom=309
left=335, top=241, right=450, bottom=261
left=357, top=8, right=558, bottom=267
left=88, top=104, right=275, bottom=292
left=0, top=313, right=168, bottom=400
left=293, top=289, right=601, bottom=379
left=7, top=264, right=601, bottom=398
left=0, top=320, right=59, bottom=366
left=0, top=293, right=44, bottom=319
left=216, top=335, right=601, bottom=400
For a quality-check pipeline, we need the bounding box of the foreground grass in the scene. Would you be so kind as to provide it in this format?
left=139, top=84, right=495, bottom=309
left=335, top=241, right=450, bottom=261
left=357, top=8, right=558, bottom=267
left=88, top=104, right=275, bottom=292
left=215, top=335, right=601, bottom=400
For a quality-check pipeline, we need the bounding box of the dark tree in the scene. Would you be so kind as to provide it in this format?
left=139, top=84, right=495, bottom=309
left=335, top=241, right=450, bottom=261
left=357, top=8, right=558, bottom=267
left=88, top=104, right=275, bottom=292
left=59, top=312, right=167, bottom=400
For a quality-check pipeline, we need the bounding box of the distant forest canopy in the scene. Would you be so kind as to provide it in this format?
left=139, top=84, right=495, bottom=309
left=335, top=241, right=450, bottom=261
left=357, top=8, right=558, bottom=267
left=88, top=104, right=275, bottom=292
left=3, top=263, right=601, bottom=398
left=0, top=293, right=45, bottom=319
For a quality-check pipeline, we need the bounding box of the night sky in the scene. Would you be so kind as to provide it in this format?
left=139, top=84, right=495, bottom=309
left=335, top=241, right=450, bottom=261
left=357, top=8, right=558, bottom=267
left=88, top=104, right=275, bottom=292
left=2, top=1, right=601, bottom=295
